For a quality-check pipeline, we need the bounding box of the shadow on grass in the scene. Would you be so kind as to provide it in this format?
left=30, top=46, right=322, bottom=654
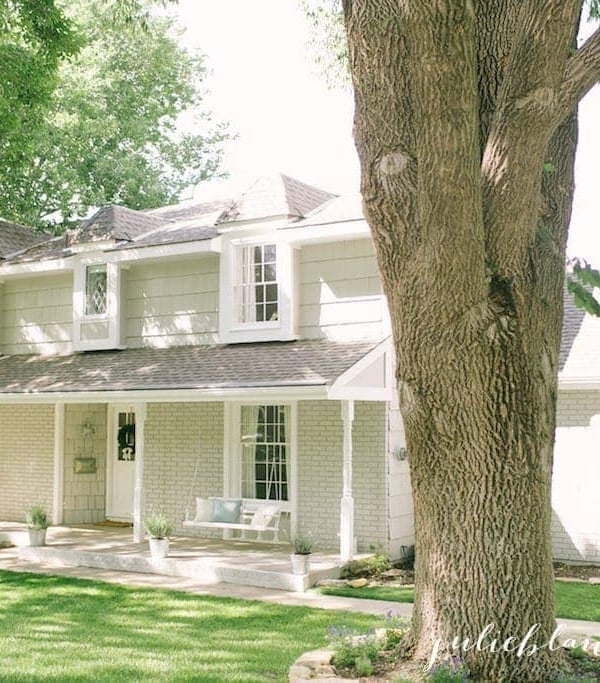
left=0, top=570, right=375, bottom=682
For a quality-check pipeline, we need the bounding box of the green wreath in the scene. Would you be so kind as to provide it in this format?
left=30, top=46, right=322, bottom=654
left=117, top=423, right=135, bottom=451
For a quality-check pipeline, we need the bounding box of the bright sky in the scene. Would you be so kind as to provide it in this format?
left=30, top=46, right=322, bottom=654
left=175, top=0, right=600, bottom=263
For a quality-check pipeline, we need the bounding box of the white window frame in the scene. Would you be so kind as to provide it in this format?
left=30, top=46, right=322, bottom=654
left=85, top=263, right=108, bottom=316
left=224, top=401, right=297, bottom=530
left=219, top=235, right=298, bottom=344
left=73, top=258, right=123, bottom=351
left=233, top=243, right=279, bottom=328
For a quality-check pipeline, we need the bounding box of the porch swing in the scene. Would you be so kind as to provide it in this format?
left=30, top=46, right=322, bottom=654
left=181, top=451, right=284, bottom=542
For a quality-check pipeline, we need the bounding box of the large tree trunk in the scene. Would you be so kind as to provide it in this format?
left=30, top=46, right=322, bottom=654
left=341, top=1, right=588, bottom=679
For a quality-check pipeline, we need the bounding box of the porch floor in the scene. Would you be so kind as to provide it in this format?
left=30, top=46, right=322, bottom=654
left=0, top=523, right=343, bottom=592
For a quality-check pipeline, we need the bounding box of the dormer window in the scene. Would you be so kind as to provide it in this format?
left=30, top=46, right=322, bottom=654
left=85, top=264, right=108, bottom=315
left=235, top=244, right=278, bottom=324
left=219, top=238, right=298, bottom=344
left=73, top=259, right=124, bottom=351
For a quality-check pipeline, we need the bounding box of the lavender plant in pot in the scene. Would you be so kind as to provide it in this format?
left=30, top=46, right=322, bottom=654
left=26, top=505, right=49, bottom=546
left=144, top=512, right=173, bottom=559
left=290, top=533, right=313, bottom=575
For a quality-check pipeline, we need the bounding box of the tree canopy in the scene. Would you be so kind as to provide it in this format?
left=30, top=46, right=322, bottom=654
left=0, top=0, right=229, bottom=230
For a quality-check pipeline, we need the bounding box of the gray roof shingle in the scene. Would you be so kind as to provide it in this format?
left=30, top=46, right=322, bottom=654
left=0, top=339, right=381, bottom=395
left=0, top=220, right=48, bottom=259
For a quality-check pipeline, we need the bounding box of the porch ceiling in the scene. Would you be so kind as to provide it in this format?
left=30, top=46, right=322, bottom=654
left=0, top=339, right=383, bottom=399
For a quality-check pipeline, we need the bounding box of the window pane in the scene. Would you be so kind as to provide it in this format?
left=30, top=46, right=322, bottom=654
left=233, top=245, right=278, bottom=324
left=240, top=404, right=289, bottom=501
left=85, top=265, right=107, bottom=315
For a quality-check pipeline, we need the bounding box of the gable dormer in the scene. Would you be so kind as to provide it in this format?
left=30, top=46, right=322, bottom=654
left=218, top=174, right=336, bottom=344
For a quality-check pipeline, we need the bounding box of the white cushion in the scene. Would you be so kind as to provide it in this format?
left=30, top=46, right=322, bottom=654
left=249, top=504, right=279, bottom=529
left=195, top=497, right=214, bottom=522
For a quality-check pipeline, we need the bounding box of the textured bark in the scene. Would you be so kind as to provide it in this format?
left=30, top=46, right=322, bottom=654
left=342, top=1, right=596, bottom=680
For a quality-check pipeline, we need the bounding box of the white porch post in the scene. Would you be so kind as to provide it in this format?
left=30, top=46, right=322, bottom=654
left=132, top=403, right=147, bottom=543
left=340, top=399, right=355, bottom=562
left=52, top=403, right=65, bottom=526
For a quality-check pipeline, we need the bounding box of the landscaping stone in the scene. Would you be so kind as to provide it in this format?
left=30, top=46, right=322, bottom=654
left=347, top=578, right=369, bottom=588
left=289, top=648, right=359, bottom=681
left=589, top=577, right=600, bottom=585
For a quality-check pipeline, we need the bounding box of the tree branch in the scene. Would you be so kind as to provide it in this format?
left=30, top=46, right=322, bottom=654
left=560, top=26, right=600, bottom=118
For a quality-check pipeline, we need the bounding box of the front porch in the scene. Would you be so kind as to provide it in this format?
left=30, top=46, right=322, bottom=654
left=0, top=523, right=343, bottom=592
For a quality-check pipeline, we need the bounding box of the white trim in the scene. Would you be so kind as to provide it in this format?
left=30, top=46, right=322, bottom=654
left=132, top=403, right=147, bottom=543
left=340, top=399, right=356, bottom=562
left=328, top=338, right=395, bottom=401
left=52, top=403, right=65, bottom=525
left=558, top=377, right=600, bottom=390
left=72, top=259, right=122, bottom=351
left=283, top=219, right=370, bottom=245
left=0, top=385, right=328, bottom=405
left=0, top=238, right=221, bottom=280
left=219, top=237, right=298, bottom=344
left=227, top=401, right=296, bottom=522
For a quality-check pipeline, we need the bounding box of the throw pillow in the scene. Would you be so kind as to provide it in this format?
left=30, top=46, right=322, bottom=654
left=195, top=497, right=214, bottom=522
left=212, top=498, right=242, bottom=523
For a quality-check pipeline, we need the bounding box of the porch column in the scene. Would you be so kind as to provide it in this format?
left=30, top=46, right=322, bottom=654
left=52, top=403, right=65, bottom=525
left=340, top=400, right=355, bottom=562
left=132, top=403, right=147, bottom=543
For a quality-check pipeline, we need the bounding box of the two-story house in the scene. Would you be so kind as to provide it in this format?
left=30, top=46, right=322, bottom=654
left=0, top=174, right=412, bottom=561
left=1, top=173, right=598, bottom=564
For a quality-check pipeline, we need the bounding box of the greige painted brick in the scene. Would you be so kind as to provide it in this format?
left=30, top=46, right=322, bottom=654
left=143, top=403, right=224, bottom=532
left=296, top=400, right=388, bottom=552
left=0, top=405, right=55, bottom=520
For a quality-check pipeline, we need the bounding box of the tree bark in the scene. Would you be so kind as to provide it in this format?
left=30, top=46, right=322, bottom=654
left=342, top=1, right=590, bottom=679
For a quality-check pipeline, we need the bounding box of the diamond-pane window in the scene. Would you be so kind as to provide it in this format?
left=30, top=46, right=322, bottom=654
left=85, top=264, right=107, bottom=315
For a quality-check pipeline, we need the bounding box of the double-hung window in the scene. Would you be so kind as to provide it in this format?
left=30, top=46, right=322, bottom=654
left=240, top=405, right=289, bottom=501
left=234, top=244, right=278, bottom=325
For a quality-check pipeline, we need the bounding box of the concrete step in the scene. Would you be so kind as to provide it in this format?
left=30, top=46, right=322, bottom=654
left=18, top=544, right=340, bottom=592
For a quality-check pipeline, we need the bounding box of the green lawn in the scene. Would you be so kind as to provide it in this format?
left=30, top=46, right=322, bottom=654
left=0, top=570, right=375, bottom=683
left=319, top=581, right=600, bottom=623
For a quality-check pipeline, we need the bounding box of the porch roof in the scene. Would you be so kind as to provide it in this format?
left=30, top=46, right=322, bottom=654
left=0, top=339, right=386, bottom=399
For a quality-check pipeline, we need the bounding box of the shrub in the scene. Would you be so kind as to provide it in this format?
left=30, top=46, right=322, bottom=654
left=340, top=551, right=392, bottom=579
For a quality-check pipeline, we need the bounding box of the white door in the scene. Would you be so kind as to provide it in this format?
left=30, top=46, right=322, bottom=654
left=106, top=406, right=136, bottom=521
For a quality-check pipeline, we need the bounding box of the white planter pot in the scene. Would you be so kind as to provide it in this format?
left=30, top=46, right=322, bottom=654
left=290, top=553, right=311, bottom=575
left=28, top=528, right=47, bottom=547
left=149, top=537, right=169, bottom=559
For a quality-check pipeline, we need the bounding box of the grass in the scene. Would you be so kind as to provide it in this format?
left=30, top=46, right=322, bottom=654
left=319, top=581, right=600, bottom=623
left=0, top=569, right=375, bottom=683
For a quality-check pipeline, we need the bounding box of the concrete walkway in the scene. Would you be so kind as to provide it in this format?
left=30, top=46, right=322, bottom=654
left=1, top=546, right=599, bottom=640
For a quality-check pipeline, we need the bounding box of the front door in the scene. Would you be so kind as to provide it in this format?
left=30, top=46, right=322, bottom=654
left=106, top=406, right=136, bottom=521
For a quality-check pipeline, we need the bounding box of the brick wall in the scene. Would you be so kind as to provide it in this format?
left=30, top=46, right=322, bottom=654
left=63, top=404, right=107, bottom=524
left=296, top=400, right=389, bottom=553
left=552, top=390, right=600, bottom=563
left=143, top=402, right=223, bottom=534
left=0, top=405, right=54, bottom=520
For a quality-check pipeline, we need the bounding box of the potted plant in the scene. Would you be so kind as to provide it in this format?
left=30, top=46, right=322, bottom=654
left=144, top=512, right=173, bottom=559
left=290, top=533, right=313, bottom=575
left=26, top=505, right=49, bottom=546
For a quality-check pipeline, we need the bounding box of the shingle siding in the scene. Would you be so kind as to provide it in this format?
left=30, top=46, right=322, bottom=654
left=552, top=390, right=600, bottom=563
left=63, top=404, right=107, bottom=524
